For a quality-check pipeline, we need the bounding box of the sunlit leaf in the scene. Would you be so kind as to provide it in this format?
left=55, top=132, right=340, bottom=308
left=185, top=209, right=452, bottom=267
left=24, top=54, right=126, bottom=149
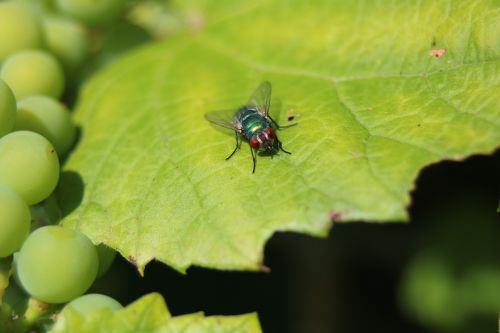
left=60, top=0, right=500, bottom=272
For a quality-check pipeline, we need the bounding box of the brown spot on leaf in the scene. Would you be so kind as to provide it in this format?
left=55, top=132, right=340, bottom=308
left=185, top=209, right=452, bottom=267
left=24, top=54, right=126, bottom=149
left=161, top=135, right=168, bottom=148
left=187, top=12, right=204, bottom=33
left=349, top=150, right=361, bottom=158
left=328, top=209, right=345, bottom=223
left=286, top=108, right=300, bottom=122
left=429, top=48, right=446, bottom=58
left=128, top=256, right=138, bottom=267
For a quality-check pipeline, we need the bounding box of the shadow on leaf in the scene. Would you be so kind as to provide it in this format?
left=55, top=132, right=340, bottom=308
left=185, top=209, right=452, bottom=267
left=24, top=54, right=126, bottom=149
left=56, top=171, right=84, bottom=218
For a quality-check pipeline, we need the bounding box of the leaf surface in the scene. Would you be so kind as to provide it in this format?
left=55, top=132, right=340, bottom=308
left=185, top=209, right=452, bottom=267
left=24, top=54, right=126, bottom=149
left=60, top=0, right=500, bottom=271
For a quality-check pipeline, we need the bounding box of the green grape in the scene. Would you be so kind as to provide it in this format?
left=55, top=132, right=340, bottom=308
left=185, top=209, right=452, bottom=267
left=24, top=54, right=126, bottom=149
left=15, top=95, right=76, bottom=156
left=0, top=131, right=59, bottom=205
left=12, top=252, right=22, bottom=286
left=13, top=0, right=56, bottom=15
left=17, top=226, right=99, bottom=303
left=0, top=185, right=30, bottom=257
left=64, top=293, right=122, bottom=316
left=53, top=293, right=122, bottom=330
left=400, top=254, right=461, bottom=328
left=55, top=0, right=126, bottom=26
left=96, top=244, right=116, bottom=278
left=459, top=267, right=500, bottom=314
left=0, top=50, right=65, bottom=99
left=12, top=252, right=27, bottom=293
left=0, top=2, right=43, bottom=62
left=42, top=15, right=90, bottom=74
left=0, top=79, right=17, bottom=137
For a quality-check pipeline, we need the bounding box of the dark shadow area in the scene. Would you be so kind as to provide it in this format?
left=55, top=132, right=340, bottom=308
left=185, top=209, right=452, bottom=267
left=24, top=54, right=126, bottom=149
left=55, top=170, right=84, bottom=218
left=91, top=150, right=499, bottom=333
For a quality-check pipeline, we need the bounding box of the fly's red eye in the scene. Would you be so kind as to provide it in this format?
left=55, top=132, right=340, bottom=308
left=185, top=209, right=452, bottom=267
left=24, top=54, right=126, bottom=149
left=265, top=127, right=275, bottom=139
left=249, top=136, right=259, bottom=148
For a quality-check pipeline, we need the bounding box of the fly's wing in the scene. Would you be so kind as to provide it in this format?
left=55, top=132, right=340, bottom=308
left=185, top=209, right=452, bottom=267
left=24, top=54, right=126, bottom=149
left=204, top=109, right=241, bottom=132
left=247, top=81, right=272, bottom=117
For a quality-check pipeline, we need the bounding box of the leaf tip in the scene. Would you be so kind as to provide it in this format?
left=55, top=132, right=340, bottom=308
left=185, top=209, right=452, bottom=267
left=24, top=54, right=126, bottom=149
left=259, top=265, right=271, bottom=273
left=127, top=256, right=145, bottom=276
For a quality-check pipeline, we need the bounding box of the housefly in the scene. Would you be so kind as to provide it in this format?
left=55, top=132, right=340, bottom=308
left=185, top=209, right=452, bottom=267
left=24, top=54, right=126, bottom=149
left=204, top=81, right=295, bottom=173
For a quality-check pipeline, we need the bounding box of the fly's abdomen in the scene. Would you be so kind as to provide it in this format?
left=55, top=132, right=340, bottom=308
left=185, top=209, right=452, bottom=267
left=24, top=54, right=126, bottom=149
left=240, top=112, right=268, bottom=140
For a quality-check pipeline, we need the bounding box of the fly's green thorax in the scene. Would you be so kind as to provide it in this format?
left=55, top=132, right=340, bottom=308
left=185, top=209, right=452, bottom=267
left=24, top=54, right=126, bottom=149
left=237, top=107, right=268, bottom=140
left=204, top=81, right=292, bottom=173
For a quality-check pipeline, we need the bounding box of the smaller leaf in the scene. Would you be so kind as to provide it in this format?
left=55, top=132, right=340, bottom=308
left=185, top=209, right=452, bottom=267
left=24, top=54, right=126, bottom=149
left=50, top=293, right=262, bottom=333
left=160, top=312, right=262, bottom=333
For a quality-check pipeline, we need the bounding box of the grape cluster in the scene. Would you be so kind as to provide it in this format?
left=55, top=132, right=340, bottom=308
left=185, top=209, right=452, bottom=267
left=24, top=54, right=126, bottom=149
left=0, top=0, right=129, bottom=323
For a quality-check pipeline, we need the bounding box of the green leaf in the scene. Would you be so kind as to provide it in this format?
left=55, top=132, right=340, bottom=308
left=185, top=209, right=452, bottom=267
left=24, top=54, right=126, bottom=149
left=49, top=293, right=261, bottom=333
left=159, top=313, right=262, bottom=333
left=60, top=0, right=500, bottom=272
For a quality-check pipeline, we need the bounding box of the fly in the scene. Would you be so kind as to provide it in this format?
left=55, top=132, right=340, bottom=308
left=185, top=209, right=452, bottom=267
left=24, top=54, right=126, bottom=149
left=204, top=81, right=295, bottom=173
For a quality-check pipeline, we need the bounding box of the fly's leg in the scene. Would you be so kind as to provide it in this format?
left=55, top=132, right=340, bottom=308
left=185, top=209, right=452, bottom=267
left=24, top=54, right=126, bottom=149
left=277, top=137, right=291, bottom=154
left=226, top=130, right=241, bottom=160
left=268, top=115, right=297, bottom=129
left=250, top=145, right=257, bottom=173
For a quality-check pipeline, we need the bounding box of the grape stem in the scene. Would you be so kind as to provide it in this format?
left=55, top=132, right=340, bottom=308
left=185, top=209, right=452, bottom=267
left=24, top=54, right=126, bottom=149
left=24, top=298, right=49, bottom=322
left=20, top=297, right=60, bottom=331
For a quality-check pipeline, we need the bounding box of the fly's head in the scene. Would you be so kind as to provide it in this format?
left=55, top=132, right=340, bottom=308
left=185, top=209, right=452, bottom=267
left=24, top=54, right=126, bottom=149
left=249, top=127, right=275, bottom=153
